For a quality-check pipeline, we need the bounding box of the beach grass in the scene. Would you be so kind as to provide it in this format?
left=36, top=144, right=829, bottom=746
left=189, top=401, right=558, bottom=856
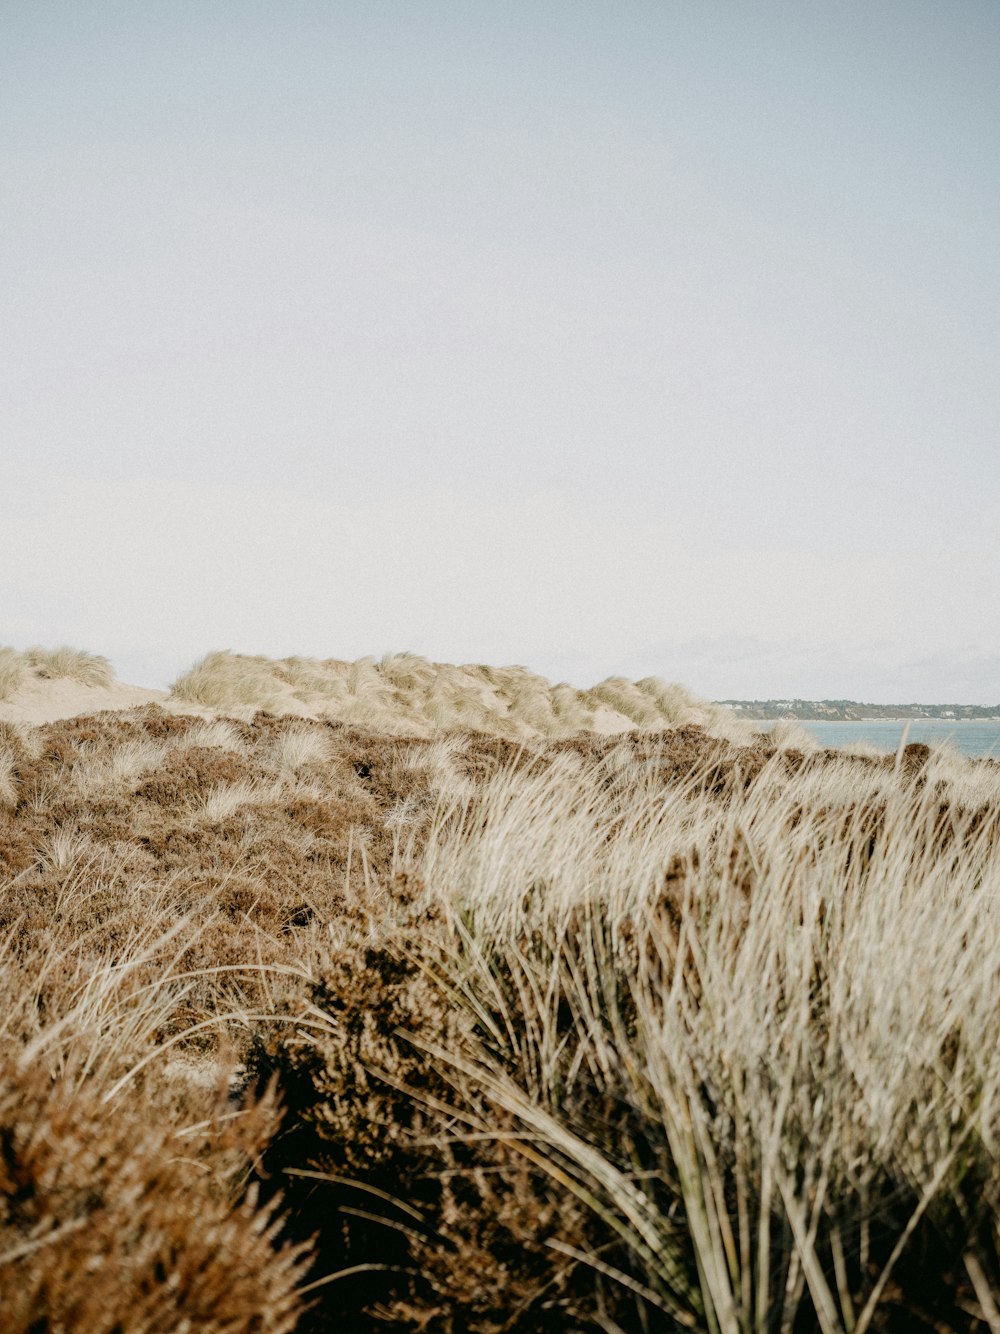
left=0, top=675, right=998, bottom=1330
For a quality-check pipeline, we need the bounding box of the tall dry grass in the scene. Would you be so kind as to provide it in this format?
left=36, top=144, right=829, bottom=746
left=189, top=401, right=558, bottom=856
left=382, top=743, right=1000, bottom=1331
left=233, top=723, right=1000, bottom=1330
left=23, top=645, right=115, bottom=687
left=0, top=645, right=115, bottom=695
left=0, top=649, right=26, bottom=701
left=0, top=872, right=311, bottom=1329
left=3, top=699, right=999, bottom=1330
left=170, top=649, right=286, bottom=712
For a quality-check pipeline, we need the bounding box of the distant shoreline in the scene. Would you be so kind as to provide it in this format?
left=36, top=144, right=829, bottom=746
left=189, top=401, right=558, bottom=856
left=718, top=701, right=1000, bottom=722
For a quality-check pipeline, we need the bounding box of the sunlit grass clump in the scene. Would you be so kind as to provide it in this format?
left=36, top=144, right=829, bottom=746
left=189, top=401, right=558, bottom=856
left=0, top=644, right=115, bottom=695
left=23, top=644, right=115, bottom=687
left=392, top=746, right=1000, bottom=1330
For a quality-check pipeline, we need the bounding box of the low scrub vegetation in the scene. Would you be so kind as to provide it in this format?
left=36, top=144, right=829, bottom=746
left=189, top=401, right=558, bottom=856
left=1, top=695, right=999, bottom=1331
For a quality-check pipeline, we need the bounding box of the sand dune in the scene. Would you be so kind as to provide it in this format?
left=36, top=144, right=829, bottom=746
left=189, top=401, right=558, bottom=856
left=0, top=646, right=205, bottom=725
left=0, top=645, right=758, bottom=742
left=0, top=674, right=173, bottom=725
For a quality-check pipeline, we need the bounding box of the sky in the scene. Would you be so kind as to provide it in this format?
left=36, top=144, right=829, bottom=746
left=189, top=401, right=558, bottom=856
left=2, top=1, right=998, bottom=701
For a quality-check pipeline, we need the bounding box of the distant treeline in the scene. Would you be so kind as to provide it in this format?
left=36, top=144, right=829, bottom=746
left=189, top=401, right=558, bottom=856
left=718, top=699, right=1000, bottom=721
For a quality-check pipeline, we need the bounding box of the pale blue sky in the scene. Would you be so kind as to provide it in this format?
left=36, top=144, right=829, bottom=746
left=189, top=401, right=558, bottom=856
left=2, top=2, right=998, bottom=699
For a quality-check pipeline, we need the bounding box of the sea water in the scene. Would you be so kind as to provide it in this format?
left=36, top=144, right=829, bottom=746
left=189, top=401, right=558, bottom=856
left=757, top=718, right=1000, bottom=759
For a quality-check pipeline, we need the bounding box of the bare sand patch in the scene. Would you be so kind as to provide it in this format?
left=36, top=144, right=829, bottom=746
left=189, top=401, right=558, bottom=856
left=0, top=675, right=173, bottom=725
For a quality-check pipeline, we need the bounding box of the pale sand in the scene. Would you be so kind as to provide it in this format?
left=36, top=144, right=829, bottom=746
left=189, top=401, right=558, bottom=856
left=0, top=678, right=210, bottom=726
left=587, top=704, right=638, bottom=735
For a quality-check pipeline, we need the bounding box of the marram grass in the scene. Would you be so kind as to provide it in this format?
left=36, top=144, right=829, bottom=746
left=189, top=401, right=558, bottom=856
left=1, top=693, right=998, bottom=1331
left=0, top=644, right=115, bottom=695
left=406, top=744, right=1000, bottom=1331
left=169, top=648, right=761, bottom=742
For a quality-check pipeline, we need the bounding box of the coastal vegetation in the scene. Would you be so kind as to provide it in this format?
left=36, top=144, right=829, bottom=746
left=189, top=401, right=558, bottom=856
left=0, top=646, right=115, bottom=700
left=1, top=648, right=999, bottom=1330
left=169, top=649, right=756, bottom=741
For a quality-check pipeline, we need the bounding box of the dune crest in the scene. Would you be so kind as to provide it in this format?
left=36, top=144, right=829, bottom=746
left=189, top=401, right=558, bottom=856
left=0, top=645, right=757, bottom=741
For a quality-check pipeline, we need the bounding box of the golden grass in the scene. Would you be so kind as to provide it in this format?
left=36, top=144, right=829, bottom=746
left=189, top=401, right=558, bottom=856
left=169, top=649, right=285, bottom=712
left=2, top=701, right=999, bottom=1330
left=0, top=644, right=116, bottom=696
left=23, top=644, right=115, bottom=687
left=266, top=732, right=1000, bottom=1330
left=0, top=649, right=26, bottom=701
left=408, top=743, right=1000, bottom=1329
left=168, top=649, right=760, bottom=743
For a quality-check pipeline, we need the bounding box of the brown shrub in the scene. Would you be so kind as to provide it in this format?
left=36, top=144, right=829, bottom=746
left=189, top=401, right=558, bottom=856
left=246, top=879, right=669, bottom=1333
left=0, top=1060, right=309, bottom=1332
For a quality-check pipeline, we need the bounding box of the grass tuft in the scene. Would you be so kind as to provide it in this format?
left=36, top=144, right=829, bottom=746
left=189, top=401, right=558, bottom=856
left=23, top=645, right=115, bottom=687
left=0, top=649, right=26, bottom=700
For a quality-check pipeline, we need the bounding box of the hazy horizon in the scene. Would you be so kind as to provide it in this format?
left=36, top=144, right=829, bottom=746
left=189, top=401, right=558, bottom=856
left=4, top=635, right=999, bottom=709
left=3, top=3, right=998, bottom=702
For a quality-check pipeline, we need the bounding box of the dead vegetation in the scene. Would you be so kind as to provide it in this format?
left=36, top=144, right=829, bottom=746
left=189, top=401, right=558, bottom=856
left=1, top=702, right=999, bottom=1331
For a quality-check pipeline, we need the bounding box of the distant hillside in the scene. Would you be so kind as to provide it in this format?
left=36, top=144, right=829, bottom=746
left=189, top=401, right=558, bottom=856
left=719, top=699, right=1000, bottom=721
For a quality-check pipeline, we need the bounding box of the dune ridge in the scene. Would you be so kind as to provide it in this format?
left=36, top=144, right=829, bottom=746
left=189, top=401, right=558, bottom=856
left=0, top=644, right=766, bottom=744
left=169, top=648, right=761, bottom=740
